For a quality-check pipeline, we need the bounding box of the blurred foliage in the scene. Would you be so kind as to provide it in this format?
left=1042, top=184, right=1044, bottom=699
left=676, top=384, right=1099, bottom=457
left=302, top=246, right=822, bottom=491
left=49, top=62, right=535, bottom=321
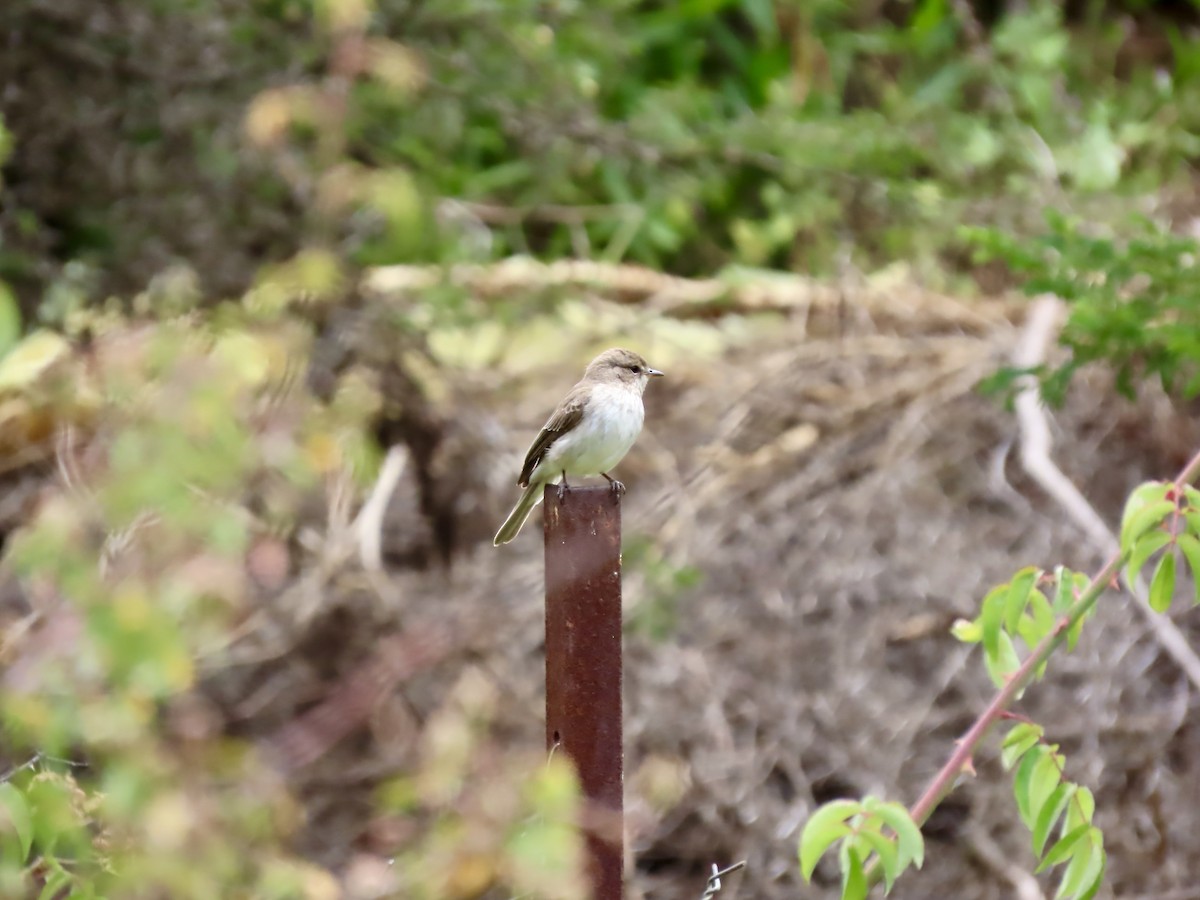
left=0, top=314, right=337, bottom=897
left=969, top=213, right=1200, bottom=403
left=4, top=0, right=1200, bottom=306
left=378, top=670, right=587, bottom=900
left=0, top=294, right=584, bottom=896
left=4, top=0, right=1200, bottom=894
left=247, top=0, right=1200, bottom=281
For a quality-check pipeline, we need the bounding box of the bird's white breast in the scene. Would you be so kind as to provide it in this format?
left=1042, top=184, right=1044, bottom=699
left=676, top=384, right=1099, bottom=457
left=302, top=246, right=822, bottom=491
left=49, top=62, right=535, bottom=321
left=540, top=384, right=645, bottom=479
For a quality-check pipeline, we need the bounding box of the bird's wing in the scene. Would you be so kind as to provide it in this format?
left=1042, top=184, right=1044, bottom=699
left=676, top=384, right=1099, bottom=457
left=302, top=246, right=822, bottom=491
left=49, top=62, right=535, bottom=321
left=517, top=387, right=587, bottom=487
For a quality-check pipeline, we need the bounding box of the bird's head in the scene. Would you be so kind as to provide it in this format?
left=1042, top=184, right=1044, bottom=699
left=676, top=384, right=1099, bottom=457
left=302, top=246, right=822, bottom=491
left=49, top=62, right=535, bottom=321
left=585, top=348, right=665, bottom=393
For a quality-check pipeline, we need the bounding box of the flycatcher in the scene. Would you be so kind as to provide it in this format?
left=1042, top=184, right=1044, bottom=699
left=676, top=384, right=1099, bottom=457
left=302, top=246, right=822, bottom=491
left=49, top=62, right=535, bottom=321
left=493, top=348, right=664, bottom=546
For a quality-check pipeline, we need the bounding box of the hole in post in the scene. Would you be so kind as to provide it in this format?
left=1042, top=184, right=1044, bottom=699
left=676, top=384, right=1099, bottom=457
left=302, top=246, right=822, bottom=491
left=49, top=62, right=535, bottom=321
left=552, top=730, right=561, bottom=744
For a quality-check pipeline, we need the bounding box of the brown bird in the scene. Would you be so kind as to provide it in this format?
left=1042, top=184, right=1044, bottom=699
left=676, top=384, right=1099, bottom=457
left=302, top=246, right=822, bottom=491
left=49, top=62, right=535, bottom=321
left=493, top=348, right=664, bottom=545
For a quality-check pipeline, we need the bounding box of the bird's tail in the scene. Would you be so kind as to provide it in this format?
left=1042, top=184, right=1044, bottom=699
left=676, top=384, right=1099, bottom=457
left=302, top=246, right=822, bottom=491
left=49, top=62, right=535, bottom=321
left=493, top=483, right=543, bottom=546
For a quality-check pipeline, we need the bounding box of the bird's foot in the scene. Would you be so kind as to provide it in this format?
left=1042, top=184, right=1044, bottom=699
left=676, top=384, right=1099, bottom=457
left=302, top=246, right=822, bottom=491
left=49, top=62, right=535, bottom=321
left=558, top=473, right=569, bottom=505
left=601, top=473, right=625, bottom=497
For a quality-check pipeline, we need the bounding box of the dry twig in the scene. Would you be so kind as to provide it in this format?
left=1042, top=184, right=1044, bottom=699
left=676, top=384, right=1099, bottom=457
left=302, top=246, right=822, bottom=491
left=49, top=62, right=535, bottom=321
left=364, top=257, right=1009, bottom=327
left=356, top=444, right=409, bottom=571
left=699, top=861, right=747, bottom=899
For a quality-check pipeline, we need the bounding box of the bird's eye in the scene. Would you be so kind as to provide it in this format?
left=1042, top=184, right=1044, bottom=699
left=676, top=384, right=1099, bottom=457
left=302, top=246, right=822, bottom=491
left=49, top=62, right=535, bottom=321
left=628, top=365, right=641, bottom=374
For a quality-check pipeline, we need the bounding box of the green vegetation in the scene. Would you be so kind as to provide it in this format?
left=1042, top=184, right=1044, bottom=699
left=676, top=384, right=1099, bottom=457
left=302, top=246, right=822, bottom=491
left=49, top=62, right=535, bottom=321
left=972, top=214, right=1200, bottom=402
left=3, top=0, right=1200, bottom=897
left=801, top=464, right=1200, bottom=900
left=256, top=0, right=1200, bottom=280
left=5, top=0, right=1200, bottom=302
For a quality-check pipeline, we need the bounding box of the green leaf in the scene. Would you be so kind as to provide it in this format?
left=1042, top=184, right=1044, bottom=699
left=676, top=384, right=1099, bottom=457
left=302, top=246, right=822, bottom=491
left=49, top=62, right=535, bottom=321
left=1148, top=551, right=1177, bottom=613
left=984, top=630, right=1022, bottom=689
left=1004, top=567, right=1040, bottom=635
left=855, top=829, right=899, bottom=893
left=839, top=844, right=868, bottom=900
left=1055, top=828, right=1103, bottom=900
left=1120, top=499, right=1175, bottom=554
left=1176, top=534, right=1200, bottom=605
left=1118, top=487, right=1166, bottom=542
left=1183, top=485, right=1200, bottom=508
left=1185, top=510, right=1200, bottom=538
left=1076, top=843, right=1106, bottom=900
left=1028, top=748, right=1062, bottom=829
left=1037, top=823, right=1091, bottom=872
left=1014, top=744, right=1044, bottom=827
left=950, top=617, right=982, bottom=643
left=1064, top=787, right=1095, bottom=834
left=1016, top=590, right=1055, bottom=656
left=1017, top=596, right=1055, bottom=680
left=1126, top=530, right=1172, bottom=586
left=0, top=783, right=32, bottom=862
left=799, top=800, right=860, bottom=880
left=1120, top=481, right=1170, bottom=546
left=980, top=584, right=1008, bottom=660
left=1000, top=722, right=1044, bottom=770
left=865, top=798, right=924, bottom=871
left=1051, top=566, right=1076, bottom=613
left=1026, top=589, right=1054, bottom=634
left=1055, top=831, right=1093, bottom=898
left=1033, top=782, right=1076, bottom=858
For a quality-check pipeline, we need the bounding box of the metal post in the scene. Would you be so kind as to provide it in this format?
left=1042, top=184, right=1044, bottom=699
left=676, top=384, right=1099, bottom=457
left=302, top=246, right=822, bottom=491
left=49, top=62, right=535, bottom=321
left=544, top=485, right=623, bottom=900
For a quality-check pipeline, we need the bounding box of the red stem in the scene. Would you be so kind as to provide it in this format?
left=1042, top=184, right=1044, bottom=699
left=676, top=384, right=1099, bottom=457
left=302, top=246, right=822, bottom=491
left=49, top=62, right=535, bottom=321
left=906, top=445, right=1200, bottom=829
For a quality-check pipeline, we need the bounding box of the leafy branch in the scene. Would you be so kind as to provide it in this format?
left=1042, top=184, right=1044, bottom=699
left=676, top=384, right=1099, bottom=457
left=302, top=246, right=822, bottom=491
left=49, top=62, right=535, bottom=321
left=967, top=216, right=1200, bottom=404
left=799, top=445, right=1200, bottom=898
left=998, top=720, right=1103, bottom=898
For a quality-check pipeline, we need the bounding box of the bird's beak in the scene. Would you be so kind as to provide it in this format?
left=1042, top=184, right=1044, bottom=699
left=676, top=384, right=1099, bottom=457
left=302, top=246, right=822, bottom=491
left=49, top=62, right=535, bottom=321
left=646, top=367, right=665, bottom=377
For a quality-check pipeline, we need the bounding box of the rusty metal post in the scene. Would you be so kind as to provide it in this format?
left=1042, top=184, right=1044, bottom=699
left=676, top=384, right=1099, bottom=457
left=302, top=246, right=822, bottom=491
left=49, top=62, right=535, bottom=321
left=544, top=485, right=623, bottom=900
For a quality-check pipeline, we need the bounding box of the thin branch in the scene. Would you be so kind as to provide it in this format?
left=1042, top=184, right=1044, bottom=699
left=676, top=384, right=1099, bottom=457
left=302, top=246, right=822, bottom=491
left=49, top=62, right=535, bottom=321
left=902, top=444, right=1200, bottom=834
left=1012, top=295, right=1200, bottom=689
left=364, top=257, right=1009, bottom=329
left=0, top=754, right=42, bottom=783
left=862, top=440, right=1200, bottom=889
left=355, top=444, right=409, bottom=571
left=699, top=861, right=747, bottom=900
left=440, top=199, right=641, bottom=226
left=0, top=752, right=85, bottom=783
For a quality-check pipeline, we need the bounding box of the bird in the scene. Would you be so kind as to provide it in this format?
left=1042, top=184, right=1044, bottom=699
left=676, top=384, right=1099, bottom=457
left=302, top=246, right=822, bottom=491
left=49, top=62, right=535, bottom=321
left=493, top=348, right=664, bottom=545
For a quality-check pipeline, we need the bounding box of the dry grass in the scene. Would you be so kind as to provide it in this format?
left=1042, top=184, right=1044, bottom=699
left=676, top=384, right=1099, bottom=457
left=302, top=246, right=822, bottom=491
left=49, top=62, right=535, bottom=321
left=275, top=278, right=1200, bottom=897
left=4, top=277, right=1200, bottom=899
